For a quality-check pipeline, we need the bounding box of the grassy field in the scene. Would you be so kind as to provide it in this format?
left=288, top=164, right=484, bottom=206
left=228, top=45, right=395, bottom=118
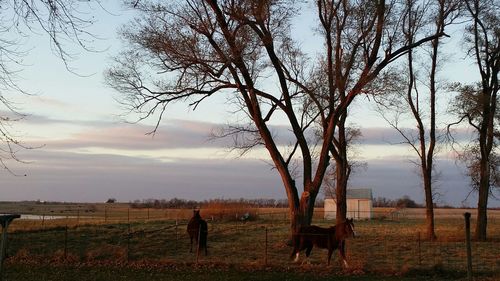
left=5, top=264, right=482, bottom=281
left=1, top=202, right=500, bottom=280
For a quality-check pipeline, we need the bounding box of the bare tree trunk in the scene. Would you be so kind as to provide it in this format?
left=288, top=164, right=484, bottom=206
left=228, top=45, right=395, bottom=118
left=334, top=115, right=349, bottom=223
left=335, top=159, right=348, bottom=222
left=462, top=0, right=499, bottom=242
left=423, top=173, right=436, bottom=240
left=475, top=158, right=489, bottom=241
left=290, top=189, right=318, bottom=233
left=473, top=85, right=494, bottom=241
left=380, top=0, right=455, bottom=242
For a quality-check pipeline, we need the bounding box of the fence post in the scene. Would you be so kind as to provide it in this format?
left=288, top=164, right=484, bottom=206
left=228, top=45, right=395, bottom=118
left=127, top=223, right=131, bottom=263
left=464, top=212, right=473, bottom=281
left=64, top=223, right=68, bottom=259
left=417, top=231, right=421, bottom=266
left=127, top=208, right=130, bottom=225
left=41, top=214, right=45, bottom=229
left=76, top=210, right=80, bottom=227
left=147, top=208, right=150, bottom=221
left=264, top=227, right=268, bottom=266
left=0, top=225, right=6, bottom=281
left=175, top=220, right=178, bottom=254
left=104, top=206, right=108, bottom=223
left=0, top=215, right=21, bottom=281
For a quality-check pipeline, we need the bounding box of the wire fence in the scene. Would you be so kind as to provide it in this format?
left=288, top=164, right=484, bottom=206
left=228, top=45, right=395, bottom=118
left=10, top=205, right=496, bottom=228
left=3, top=211, right=500, bottom=277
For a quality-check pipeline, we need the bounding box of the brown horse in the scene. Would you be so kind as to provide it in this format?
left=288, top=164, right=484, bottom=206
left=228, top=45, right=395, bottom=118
left=290, top=218, right=355, bottom=266
left=187, top=209, right=208, bottom=255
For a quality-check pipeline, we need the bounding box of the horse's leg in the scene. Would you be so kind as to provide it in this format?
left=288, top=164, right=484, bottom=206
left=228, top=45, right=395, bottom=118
left=290, top=247, right=300, bottom=262
left=189, top=235, right=193, bottom=253
left=204, top=241, right=208, bottom=256
left=294, top=251, right=300, bottom=263
left=327, top=236, right=333, bottom=266
left=291, top=236, right=303, bottom=263
left=303, top=246, right=313, bottom=265
left=327, top=248, right=333, bottom=266
left=305, top=245, right=313, bottom=258
left=339, top=240, right=349, bottom=268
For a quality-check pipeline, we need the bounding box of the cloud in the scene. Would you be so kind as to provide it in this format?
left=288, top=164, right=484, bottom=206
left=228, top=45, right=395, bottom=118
left=5, top=112, right=497, bottom=207
left=16, top=111, right=477, bottom=156
left=358, top=127, right=475, bottom=145
left=3, top=147, right=499, bottom=207
left=2, top=150, right=283, bottom=202
left=348, top=156, right=500, bottom=207
left=20, top=116, right=298, bottom=152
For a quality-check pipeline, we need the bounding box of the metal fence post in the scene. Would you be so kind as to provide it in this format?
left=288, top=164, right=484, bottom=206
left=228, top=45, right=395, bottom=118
left=417, top=231, right=421, bottom=266
left=175, top=220, right=178, bottom=254
left=464, top=212, right=473, bottom=281
left=264, top=227, right=268, bottom=266
left=64, top=223, right=68, bottom=259
left=0, top=215, right=20, bottom=281
left=127, top=223, right=131, bottom=263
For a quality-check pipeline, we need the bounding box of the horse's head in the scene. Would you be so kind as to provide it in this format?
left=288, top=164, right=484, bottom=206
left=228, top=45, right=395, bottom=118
left=193, top=209, right=201, bottom=218
left=340, top=218, right=356, bottom=238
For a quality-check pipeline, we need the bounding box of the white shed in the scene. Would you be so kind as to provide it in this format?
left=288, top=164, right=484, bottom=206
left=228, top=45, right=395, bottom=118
left=324, top=188, right=373, bottom=220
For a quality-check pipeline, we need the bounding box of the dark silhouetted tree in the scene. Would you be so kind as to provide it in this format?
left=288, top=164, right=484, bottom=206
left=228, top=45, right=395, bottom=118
left=449, top=0, right=500, bottom=241
left=375, top=0, right=459, bottom=240
left=106, top=0, right=447, bottom=233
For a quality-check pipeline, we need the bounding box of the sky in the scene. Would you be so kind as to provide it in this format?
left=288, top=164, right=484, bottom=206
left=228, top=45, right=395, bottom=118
left=0, top=1, right=498, bottom=208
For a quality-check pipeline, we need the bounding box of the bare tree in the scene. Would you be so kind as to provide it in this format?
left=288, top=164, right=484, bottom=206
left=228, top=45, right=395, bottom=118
left=0, top=0, right=99, bottom=170
left=449, top=0, right=500, bottom=241
left=374, top=0, right=459, bottom=240
left=106, top=0, right=447, bottom=232
left=322, top=127, right=366, bottom=201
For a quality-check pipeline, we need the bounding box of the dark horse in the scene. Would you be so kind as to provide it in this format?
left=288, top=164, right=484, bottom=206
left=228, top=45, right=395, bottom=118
left=187, top=209, right=208, bottom=255
left=290, top=218, right=355, bottom=266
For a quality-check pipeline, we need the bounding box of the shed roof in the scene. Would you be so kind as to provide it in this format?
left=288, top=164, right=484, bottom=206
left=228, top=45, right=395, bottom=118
left=326, top=188, right=372, bottom=200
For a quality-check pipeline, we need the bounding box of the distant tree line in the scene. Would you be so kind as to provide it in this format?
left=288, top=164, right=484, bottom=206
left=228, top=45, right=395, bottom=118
left=128, top=198, right=318, bottom=209
left=130, top=196, right=478, bottom=209
left=372, top=196, right=423, bottom=208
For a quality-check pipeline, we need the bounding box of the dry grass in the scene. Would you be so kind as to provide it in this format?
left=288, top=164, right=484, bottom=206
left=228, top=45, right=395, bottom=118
left=4, top=210, right=500, bottom=273
left=3, top=204, right=500, bottom=279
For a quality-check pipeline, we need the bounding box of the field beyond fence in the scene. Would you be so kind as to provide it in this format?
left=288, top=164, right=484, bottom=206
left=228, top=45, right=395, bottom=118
left=1, top=203, right=499, bottom=280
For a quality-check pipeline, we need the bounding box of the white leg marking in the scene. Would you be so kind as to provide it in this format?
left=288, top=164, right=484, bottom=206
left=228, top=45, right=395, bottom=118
left=294, top=252, right=300, bottom=262
left=343, top=259, right=349, bottom=268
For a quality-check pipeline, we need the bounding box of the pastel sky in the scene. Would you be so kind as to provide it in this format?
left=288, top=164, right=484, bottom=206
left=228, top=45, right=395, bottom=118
left=1, top=2, right=498, bottom=208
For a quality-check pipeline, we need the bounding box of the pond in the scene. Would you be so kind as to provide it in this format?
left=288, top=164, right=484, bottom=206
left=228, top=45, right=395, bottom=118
left=13, top=214, right=74, bottom=220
